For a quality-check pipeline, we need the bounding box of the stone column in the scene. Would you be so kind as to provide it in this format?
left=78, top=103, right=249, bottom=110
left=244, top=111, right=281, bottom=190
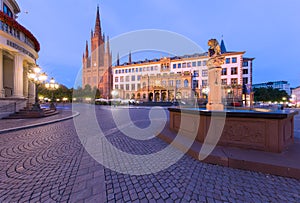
left=13, top=54, right=24, bottom=98
left=206, top=56, right=225, bottom=111
left=0, top=49, right=4, bottom=98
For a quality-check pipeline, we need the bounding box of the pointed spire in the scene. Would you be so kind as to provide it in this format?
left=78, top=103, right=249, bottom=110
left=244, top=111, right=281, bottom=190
left=94, top=5, right=101, bottom=37
left=117, top=53, right=120, bottom=66
left=85, top=40, right=89, bottom=58
left=129, top=51, right=132, bottom=64
left=106, top=35, right=110, bottom=53
left=220, top=36, right=227, bottom=54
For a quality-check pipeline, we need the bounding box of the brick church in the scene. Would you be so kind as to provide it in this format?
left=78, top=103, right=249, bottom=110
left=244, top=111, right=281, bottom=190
left=82, top=6, right=112, bottom=99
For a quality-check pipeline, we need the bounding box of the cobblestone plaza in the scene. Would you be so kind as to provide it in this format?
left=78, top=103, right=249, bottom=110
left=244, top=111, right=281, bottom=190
left=0, top=106, right=300, bottom=202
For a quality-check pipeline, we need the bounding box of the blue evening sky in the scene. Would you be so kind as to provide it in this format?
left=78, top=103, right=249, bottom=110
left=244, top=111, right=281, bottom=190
left=17, top=0, right=300, bottom=88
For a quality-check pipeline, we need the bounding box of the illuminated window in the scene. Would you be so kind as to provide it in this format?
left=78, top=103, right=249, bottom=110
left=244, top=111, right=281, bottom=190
left=231, top=78, right=238, bottom=85
left=221, top=79, right=227, bottom=85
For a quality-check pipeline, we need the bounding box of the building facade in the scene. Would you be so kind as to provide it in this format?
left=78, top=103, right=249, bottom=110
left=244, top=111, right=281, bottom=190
left=252, top=81, right=291, bottom=95
left=112, top=47, right=254, bottom=105
left=82, top=6, right=112, bottom=99
left=291, top=86, right=300, bottom=107
left=0, top=0, right=40, bottom=111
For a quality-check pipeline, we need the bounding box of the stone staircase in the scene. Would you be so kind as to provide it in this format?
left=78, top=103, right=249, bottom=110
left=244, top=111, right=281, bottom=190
left=3, top=107, right=59, bottom=119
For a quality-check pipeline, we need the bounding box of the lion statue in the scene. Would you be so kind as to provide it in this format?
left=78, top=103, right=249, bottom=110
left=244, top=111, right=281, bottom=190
left=208, top=39, right=221, bottom=57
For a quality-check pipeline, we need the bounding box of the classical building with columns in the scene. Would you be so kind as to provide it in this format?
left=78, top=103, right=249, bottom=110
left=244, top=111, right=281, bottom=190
left=0, top=0, right=40, bottom=113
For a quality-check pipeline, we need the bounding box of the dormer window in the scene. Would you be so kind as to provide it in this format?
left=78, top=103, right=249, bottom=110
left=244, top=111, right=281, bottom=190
left=3, top=4, right=13, bottom=18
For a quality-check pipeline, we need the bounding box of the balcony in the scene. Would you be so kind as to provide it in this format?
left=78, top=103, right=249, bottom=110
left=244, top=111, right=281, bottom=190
left=0, top=11, right=40, bottom=52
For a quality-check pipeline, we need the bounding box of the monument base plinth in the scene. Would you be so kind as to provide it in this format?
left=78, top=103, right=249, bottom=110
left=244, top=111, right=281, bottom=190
left=206, top=103, right=224, bottom=111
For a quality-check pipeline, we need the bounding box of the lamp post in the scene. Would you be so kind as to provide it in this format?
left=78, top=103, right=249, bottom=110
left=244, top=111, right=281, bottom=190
left=45, top=77, right=59, bottom=110
left=27, top=65, right=47, bottom=110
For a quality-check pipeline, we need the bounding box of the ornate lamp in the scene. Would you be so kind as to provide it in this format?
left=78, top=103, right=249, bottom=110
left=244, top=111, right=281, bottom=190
left=45, top=77, right=59, bottom=110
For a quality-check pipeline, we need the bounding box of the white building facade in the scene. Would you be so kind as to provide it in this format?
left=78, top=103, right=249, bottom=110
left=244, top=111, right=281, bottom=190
left=0, top=0, right=40, bottom=112
left=112, top=43, right=254, bottom=105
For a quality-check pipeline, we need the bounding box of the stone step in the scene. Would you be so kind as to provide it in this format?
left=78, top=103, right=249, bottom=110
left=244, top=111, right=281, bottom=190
left=3, top=108, right=59, bottom=119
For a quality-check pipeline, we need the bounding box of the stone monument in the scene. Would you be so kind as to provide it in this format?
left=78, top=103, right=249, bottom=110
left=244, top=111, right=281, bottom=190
left=206, top=39, right=225, bottom=111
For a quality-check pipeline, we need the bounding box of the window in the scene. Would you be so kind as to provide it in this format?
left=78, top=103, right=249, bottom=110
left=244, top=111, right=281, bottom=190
left=125, top=69, right=128, bottom=73
left=169, top=80, right=174, bottom=87
left=115, top=70, right=118, bottom=74
left=142, top=82, right=146, bottom=88
left=118, top=70, right=121, bottom=74
left=231, top=67, right=237, bottom=75
left=192, top=62, right=196, bottom=67
left=221, top=68, right=227, bottom=75
left=197, top=61, right=201, bottom=66
left=3, top=4, right=13, bottom=18
left=115, top=77, right=119, bottom=82
left=120, top=76, right=124, bottom=82
left=202, top=70, right=208, bottom=77
left=173, top=64, right=176, bottom=69
left=221, top=79, right=227, bottom=85
left=151, top=66, right=154, bottom=71
left=120, top=84, right=124, bottom=90
left=232, top=57, right=237, bottom=63
left=147, top=67, right=150, bottom=71
left=176, top=80, right=181, bottom=88
left=192, top=80, right=199, bottom=89
left=126, top=84, right=130, bottom=90
left=115, top=85, right=119, bottom=89
left=182, top=63, right=186, bottom=68
left=231, top=78, right=238, bottom=85
left=125, top=76, right=130, bottom=82
left=187, top=62, right=191, bottom=68
left=202, top=80, right=208, bottom=87
left=139, top=67, right=143, bottom=72
left=128, top=69, right=131, bottom=73
left=184, top=80, right=189, bottom=88
left=137, top=84, right=141, bottom=90
left=243, top=77, right=248, bottom=84
left=243, top=69, right=248, bottom=74
left=122, top=69, right=124, bottom=73
left=132, top=68, right=135, bottom=73
left=226, top=58, right=230, bottom=64
left=131, top=84, right=135, bottom=91
left=131, top=75, right=135, bottom=81
left=137, top=75, right=141, bottom=81
left=243, top=61, right=249, bottom=67
left=193, top=70, right=199, bottom=77
left=203, top=60, right=207, bottom=66
left=178, top=63, right=181, bottom=68
left=162, top=80, right=166, bottom=87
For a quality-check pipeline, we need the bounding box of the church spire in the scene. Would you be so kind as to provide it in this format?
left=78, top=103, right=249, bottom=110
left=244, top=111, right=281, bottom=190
left=220, top=36, right=227, bottom=54
left=106, top=35, right=110, bottom=53
left=128, top=51, right=132, bottom=64
left=94, top=5, right=101, bottom=37
left=85, top=40, right=89, bottom=58
left=117, top=53, right=120, bottom=66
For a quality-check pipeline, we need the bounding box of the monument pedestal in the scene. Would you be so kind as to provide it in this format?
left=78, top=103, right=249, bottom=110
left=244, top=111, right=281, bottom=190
left=206, top=55, right=224, bottom=111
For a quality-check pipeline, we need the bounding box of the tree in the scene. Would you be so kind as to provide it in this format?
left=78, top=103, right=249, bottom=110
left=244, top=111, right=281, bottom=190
left=254, top=87, right=289, bottom=102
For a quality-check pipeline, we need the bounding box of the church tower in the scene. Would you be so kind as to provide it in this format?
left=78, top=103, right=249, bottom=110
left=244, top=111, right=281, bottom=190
left=82, top=6, right=112, bottom=99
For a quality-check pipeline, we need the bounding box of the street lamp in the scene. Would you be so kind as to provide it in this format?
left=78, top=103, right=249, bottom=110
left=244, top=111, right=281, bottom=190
left=27, top=65, right=47, bottom=110
left=45, top=77, right=59, bottom=110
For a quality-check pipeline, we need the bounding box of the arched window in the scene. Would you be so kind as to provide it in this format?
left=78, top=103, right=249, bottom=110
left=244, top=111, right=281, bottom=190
left=142, top=82, right=146, bottom=88
left=184, top=79, right=189, bottom=88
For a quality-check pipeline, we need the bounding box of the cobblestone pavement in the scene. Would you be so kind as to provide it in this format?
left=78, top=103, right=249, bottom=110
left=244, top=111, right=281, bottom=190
left=0, top=106, right=73, bottom=131
left=0, top=105, right=299, bottom=202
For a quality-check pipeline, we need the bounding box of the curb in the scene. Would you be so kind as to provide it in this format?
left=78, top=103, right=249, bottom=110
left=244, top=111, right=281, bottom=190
left=0, top=111, right=80, bottom=134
